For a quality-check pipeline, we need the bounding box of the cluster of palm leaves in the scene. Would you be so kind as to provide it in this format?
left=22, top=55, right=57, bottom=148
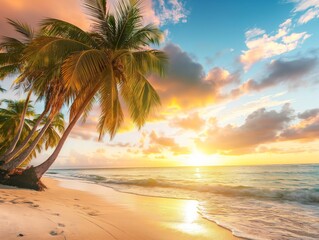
left=0, top=0, right=167, bottom=188
left=0, top=100, right=64, bottom=168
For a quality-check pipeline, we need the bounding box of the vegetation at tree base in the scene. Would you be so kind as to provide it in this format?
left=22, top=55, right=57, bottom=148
left=0, top=0, right=167, bottom=190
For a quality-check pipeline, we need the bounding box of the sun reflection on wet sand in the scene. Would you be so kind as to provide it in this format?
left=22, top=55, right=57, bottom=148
left=175, top=200, right=206, bottom=235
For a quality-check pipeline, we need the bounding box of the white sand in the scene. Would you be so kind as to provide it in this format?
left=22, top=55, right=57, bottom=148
left=0, top=178, right=240, bottom=240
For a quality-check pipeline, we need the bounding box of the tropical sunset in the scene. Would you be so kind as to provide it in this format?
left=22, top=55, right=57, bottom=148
left=0, top=0, right=318, bottom=239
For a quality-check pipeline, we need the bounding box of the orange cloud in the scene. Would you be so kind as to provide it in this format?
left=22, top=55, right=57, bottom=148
left=143, top=130, right=190, bottom=155
left=280, top=109, right=319, bottom=142
left=150, top=43, right=240, bottom=111
left=170, top=112, right=205, bottom=131
left=197, top=104, right=294, bottom=155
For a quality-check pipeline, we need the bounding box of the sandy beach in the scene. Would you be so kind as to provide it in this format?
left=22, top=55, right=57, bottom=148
left=0, top=177, right=239, bottom=240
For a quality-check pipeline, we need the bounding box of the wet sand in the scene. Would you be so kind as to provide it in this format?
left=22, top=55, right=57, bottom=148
left=0, top=177, right=240, bottom=240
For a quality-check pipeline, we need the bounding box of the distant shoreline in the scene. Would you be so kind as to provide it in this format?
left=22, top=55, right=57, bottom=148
left=49, top=162, right=319, bottom=171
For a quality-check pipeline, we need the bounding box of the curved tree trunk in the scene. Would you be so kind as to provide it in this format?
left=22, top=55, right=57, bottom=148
left=34, top=84, right=100, bottom=179
left=34, top=110, right=82, bottom=178
left=1, top=118, right=53, bottom=172
left=0, top=108, right=49, bottom=164
left=4, top=90, right=32, bottom=154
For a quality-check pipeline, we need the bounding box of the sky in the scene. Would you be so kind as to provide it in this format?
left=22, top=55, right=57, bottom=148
left=1, top=0, right=319, bottom=168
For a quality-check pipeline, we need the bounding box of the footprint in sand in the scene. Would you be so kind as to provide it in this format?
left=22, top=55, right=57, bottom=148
left=88, top=211, right=99, bottom=216
left=10, top=198, right=24, bottom=204
left=50, top=229, right=64, bottom=236
left=58, top=223, right=65, bottom=227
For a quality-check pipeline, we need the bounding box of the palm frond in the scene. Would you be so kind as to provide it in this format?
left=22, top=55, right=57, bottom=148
left=0, top=36, right=24, bottom=51
left=62, top=49, right=109, bottom=91
left=40, top=18, right=98, bottom=48
left=97, top=68, right=123, bottom=140
left=83, top=0, right=108, bottom=24
left=121, top=72, right=160, bottom=128
left=24, top=36, right=91, bottom=70
left=6, top=19, right=34, bottom=42
left=113, top=0, right=143, bottom=49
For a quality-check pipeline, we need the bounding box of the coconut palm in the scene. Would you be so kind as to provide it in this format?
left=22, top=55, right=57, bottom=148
left=0, top=100, right=35, bottom=155
left=18, top=113, right=65, bottom=168
left=0, top=19, right=36, bottom=154
left=0, top=20, right=70, bottom=165
left=12, top=0, right=167, bottom=187
left=0, top=75, right=67, bottom=166
left=0, top=100, right=65, bottom=170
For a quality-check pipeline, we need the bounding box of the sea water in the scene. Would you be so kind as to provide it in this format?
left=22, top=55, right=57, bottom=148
left=48, top=164, right=319, bottom=240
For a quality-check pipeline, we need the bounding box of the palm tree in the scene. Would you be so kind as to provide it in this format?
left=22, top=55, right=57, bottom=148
left=0, top=20, right=70, bottom=165
left=0, top=100, right=64, bottom=173
left=10, top=0, right=167, bottom=188
left=0, top=76, right=67, bottom=167
left=0, top=100, right=35, bottom=155
left=0, top=19, right=36, bottom=154
left=18, top=113, right=65, bottom=168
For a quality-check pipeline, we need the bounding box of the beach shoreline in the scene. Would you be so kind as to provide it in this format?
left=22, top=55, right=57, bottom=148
left=0, top=177, right=240, bottom=240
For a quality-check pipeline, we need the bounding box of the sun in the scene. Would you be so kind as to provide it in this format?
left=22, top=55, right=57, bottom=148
left=186, top=150, right=219, bottom=166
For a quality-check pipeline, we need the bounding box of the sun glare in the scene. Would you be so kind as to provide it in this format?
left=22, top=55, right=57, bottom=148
left=186, top=150, right=219, bottom=166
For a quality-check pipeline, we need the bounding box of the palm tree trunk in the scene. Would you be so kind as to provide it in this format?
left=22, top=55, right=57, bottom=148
left=4, top=90, right=32, bottom=154
left=0, top=108, right=49, bottom=164
left=34, top=84, right=100, bottom=179
left=1, top=117, right=53, bottom=172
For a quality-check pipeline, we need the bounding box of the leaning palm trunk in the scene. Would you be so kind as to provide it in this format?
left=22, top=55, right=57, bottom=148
left=3, top=90, right=32, bottom=155
left=34, top=84, right=100, bottom=179
left=2, top=84, right=99, bottom=190
left=1, top=117, right=53, bottom=171
left=0, top=108, right=49, bottom=164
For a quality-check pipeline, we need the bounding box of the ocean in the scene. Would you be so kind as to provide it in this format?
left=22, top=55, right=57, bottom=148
left=47, top=164, right=319, bottom=240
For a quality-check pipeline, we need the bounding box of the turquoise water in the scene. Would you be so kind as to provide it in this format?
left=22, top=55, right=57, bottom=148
left=48, top=164, right=319, bottom=240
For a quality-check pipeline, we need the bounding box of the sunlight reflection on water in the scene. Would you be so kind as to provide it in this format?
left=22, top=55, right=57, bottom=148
left=176, top=200, right=205, bottom=235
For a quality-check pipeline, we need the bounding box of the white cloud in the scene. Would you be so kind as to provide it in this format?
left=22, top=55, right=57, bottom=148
left=293, top=0, right=319, bottom=12
left=240, top=19, right=310, bottom=70
left=245, top=28, right=266, bottom=39
left=298, top=7, right=319, bottom=24
left=157, top=0, right=188, bottom=25
left=293, top=0, right=319, bottom=24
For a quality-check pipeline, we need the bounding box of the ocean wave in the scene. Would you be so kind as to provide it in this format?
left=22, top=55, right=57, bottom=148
left=82, top=177, right=319, bottom=204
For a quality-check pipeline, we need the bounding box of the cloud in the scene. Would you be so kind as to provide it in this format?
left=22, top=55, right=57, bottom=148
left=245, top=28, right=266, bottom=39
left=69, top=116, right=98, bottom=141
left=197, top=104, right=294, bottom=155
left=231, top=57, right=317, bottom=96
left=280, top=108, right=319, bottom=142
left=156, top=0, right=188, bottom=25
left=150, top=43, right=240, bottom=110
left=170, top=112, right=205, bottom=131
left=196, top=104, right=319, bottom=155
left=298, top=108, right=319, bottom=119
left=143, top=130, right=190, bottom=155
left=240, top=19, right=310, bottom=70
left=292, top=0, right=319, bottom=24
